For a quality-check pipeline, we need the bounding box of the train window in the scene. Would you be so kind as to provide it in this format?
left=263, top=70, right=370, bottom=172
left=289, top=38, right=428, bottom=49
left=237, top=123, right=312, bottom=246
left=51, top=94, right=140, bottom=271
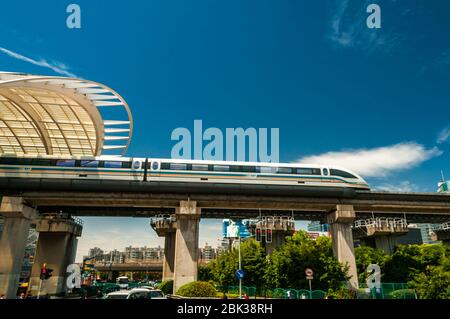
left=56, top=159, right=76, bottom=167
left=330, top=169, right=357, bottom=179
left=322, top=168, right=329, bottom=176
left=161, top=163, right=171, bottom=170
left=30, top=159, right=53, bottom=166
left=296, top=168, right=321, bottom=175
left=192, top=164, right=209, bottom=171
left=213, top=165, right=230, bottom=172
left=104, top=161, right=122, bottom=168
left=241, top=166, right=257, bottom=173
left=0, top=157, right=15, bottom=165
left=0, top=157, right=32, bottom=165
left=257, top=166, right=277, bottom=174
left=170, top=163, right=188, bottom=170
left=277, top=167, right=293, bottom=174
left=80, top=160, right=99, bottom=167
left=122, top=161, right=132, bottom=169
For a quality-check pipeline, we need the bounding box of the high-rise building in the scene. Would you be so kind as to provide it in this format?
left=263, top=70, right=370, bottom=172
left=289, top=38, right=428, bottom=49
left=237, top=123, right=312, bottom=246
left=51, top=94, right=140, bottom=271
left=200, top=243, right=216, bottom=261
left=142, top=246, right=164, bottom=261
left=125, top=246, right=143, bottom=263
left=307, top=221, right=330, bottom=232
left=216, top=239, right=231, bottom=256
left=88, top=247, right=104, bottom=259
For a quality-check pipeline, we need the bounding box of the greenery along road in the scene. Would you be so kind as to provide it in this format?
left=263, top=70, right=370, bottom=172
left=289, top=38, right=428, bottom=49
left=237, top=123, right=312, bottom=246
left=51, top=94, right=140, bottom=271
left=197, top=231, right=450, bottom=299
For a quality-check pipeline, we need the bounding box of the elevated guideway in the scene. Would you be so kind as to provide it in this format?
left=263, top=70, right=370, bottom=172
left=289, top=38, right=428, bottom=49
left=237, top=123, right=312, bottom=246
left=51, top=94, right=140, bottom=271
left=5, top=189, right=450, bottom=223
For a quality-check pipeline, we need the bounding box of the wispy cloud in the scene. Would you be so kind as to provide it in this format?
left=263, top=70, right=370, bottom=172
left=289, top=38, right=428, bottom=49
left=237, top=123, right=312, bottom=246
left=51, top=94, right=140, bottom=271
left=327, top=0, right=401, bottom=54
left=437, top=126, right=450, bottom=144
left=0, top=46, right=76, bottom=77
left=298, top=142, right=442, bottom=177
left=374, top=181, right=422, bottom=193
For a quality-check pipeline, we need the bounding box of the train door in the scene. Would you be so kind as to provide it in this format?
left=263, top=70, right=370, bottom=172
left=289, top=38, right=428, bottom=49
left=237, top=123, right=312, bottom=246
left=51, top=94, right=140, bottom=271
left=131, top=158, right=143, bottom=181
left=321, top=167, right=330, bottom=184
left=149, top=159, right=161, bottom=180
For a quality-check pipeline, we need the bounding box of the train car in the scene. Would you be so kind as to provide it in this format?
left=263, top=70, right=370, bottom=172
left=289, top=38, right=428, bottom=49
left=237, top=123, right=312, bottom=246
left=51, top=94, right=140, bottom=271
left=0, top=155, right=370, bottom=195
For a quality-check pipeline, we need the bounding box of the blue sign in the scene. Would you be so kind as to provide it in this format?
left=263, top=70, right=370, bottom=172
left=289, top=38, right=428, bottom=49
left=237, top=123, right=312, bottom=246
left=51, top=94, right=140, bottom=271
left=236, top=269, right=245, bottom=280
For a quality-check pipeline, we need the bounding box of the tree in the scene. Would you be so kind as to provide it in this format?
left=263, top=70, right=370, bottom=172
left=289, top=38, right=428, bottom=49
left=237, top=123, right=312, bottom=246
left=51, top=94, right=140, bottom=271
left=383, top=244, right=447, bottom=283
left=206, top=238, right=266, bottom=292
left=409, top=265, right=450, bottom=299
left=355, top=246, right=388, bottom=283
left=408, top=246, right=450, bottom=299
left=264, top=231, right=348, bottom=291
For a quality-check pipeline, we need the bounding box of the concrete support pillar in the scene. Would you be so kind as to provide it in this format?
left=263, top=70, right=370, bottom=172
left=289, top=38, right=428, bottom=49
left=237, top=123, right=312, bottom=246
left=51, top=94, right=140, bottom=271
left=0, top=197, right=37, bottom=299
left=163, top=232, right=176, bottom=281
left=173, top=201, right=200, bottom=294
left=28, top=217, right=82, bottom=297
left=327, top=205, right=358, bottom=289
left=374, top=235, right=396, bottom=254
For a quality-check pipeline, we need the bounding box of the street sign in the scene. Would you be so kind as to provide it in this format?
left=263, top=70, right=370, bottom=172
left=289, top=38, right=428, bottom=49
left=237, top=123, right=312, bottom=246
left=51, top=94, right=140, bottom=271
left=305, top=268, right=314, bottom=277
left=236, top=269, right=245, bottom=280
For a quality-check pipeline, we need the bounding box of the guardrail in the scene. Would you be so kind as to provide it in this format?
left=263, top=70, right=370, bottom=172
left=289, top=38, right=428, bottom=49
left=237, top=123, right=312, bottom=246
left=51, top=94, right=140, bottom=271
left=255, top=216, right=295, bottom=229
left=354, top=217, right=408, bottom=229
left=432, top=221, right=450, bottom=231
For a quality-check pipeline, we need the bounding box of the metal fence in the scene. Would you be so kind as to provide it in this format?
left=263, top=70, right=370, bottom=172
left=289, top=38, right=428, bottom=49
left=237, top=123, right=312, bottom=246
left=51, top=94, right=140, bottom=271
left=273, top=288, right=327, bottom=299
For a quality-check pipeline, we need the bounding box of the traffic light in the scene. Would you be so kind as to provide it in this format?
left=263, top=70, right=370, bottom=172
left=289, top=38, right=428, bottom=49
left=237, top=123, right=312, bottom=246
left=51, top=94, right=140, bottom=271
left=266, top=228, right=272, bottom=243
left=40, top=263, right=53, bottom=280
left=256, top=228, right=262, bottom=242
left=40, top=263, right=47, bottom=280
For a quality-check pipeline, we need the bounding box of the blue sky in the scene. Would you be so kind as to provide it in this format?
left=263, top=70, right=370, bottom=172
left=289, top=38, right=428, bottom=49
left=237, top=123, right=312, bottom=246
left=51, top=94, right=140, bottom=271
left=1, top=1, right=450, bottom=260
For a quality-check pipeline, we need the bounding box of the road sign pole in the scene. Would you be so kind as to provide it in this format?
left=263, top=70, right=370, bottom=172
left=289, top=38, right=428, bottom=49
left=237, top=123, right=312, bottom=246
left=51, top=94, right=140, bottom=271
left=309, top=279, right=312, bottom=293
left=238, top=235, right=242, bottom=299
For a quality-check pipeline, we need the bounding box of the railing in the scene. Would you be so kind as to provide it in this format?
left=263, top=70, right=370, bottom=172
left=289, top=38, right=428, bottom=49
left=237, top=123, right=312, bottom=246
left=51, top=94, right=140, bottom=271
left=39, top=213, right=84, bottom=227
left=256, top=216, right=295, bottom=229
left=354, top=217, right=408, bottom=230
left=432, top=221, right=450, bottom=231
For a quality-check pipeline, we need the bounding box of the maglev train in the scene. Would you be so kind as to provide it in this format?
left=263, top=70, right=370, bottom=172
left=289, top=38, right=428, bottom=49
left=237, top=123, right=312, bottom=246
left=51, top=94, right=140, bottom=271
left=0, top=155, right=370, bottom=195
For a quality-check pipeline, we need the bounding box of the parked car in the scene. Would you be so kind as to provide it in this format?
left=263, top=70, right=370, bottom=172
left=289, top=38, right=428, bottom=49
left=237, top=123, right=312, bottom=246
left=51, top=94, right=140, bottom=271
left=131, top=287, right=166, bottom=299
left=104, top=289, right=154, bottom=299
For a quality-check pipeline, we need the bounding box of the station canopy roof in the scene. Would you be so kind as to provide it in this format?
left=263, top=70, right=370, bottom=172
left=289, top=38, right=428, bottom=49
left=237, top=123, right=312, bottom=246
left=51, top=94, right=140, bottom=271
left=0, top=72, right=133, bottom=157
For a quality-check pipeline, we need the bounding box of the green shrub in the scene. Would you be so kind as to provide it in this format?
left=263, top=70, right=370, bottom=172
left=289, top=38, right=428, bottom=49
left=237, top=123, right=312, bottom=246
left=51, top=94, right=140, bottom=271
left=176, top=281, right=217, bottom=297
left=158, top=280, right=174, bottom=295
left=389, top=289, right=417, bottom=299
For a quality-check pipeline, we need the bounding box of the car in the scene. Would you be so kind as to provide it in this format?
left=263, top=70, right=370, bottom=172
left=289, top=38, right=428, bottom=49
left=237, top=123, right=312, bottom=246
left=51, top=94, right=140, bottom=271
left=104, top=289, right=155, bottom=300
left=131, top=287, right=166, bottom=299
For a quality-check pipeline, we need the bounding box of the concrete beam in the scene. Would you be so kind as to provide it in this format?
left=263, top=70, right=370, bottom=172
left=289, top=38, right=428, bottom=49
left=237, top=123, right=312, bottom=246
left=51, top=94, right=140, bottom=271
left=0, top=197, right=37, bottom=299
left=17, top=190, right=450, bottom=215
left=173, top=201, right=200, bottom=294
left=327, top=205, right=358, bottom=289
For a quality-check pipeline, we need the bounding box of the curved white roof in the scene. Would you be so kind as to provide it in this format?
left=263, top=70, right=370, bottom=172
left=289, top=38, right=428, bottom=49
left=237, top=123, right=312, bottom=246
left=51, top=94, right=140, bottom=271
left=0, top=72, right=133, bottom=156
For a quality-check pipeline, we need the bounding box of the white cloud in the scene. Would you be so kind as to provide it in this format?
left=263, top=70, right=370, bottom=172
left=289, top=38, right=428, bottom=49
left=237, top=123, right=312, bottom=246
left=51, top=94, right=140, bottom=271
left=298, top=142, right=442, bottom=177
left=373, top=181, right=421, bottom=193
left=437, top=126, right=450, bottom=144
left=0, top=46, right=76, bottom=77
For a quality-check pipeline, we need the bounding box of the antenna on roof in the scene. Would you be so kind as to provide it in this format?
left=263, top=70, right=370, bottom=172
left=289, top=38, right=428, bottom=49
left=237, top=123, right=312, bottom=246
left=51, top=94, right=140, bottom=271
left=441, top=170, right=446, bottom=182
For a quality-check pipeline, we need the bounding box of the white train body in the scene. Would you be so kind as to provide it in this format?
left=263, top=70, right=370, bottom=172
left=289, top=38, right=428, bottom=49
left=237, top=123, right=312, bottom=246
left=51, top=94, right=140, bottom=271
left=0, top=155, right=370, bottom=191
